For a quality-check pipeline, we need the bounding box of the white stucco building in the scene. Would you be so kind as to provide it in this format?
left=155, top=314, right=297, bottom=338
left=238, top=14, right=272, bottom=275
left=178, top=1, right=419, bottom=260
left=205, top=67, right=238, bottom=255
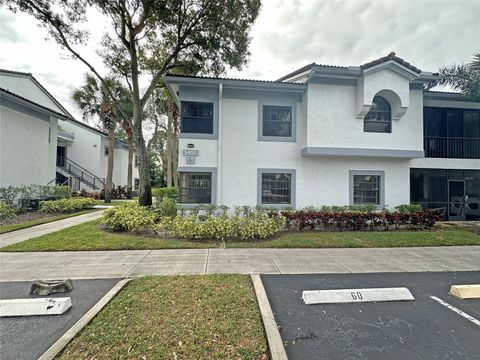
left=0, top=69, right=138, bottom=192
left=165, top=53, right=480, bottom=220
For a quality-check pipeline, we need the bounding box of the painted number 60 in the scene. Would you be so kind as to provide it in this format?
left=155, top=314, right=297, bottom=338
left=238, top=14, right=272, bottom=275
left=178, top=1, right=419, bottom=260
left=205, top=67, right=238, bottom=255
left=351, top=292, right=363, bottom=300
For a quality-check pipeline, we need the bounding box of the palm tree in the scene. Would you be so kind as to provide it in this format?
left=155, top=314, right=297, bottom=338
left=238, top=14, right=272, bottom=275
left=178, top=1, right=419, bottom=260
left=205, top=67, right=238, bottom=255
left=434, top=52, right=480, bottom=101
left=73, top=74, right=122, bottom=203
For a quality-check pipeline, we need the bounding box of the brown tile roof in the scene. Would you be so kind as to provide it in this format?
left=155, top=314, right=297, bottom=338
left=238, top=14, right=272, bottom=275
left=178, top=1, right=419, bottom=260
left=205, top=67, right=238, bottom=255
left=360, top=52, right=422, bottom=74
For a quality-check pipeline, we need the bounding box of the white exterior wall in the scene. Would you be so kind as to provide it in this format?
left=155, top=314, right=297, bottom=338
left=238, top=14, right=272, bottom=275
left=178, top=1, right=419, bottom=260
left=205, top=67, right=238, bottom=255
left=61, top=121, right=138, bottom=187
left=306, top=82, right=423, bottom=152
left=61, top=120, right=103, bottom=176
left=0, top=106, right=57, bottom=186
left=179, top=96, right=411, bottom=208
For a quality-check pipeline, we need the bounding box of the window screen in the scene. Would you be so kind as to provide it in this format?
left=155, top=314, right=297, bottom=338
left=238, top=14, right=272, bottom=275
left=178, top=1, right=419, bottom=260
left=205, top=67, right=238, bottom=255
left=262, top=105, right=292, bottom=137
left=353, top=175, right=380, bottom=205
left=178, top=172, right=212, bottom=204
left=261, top=173, right=291, bottom=204
left=181, top=101, right=214, bottom=134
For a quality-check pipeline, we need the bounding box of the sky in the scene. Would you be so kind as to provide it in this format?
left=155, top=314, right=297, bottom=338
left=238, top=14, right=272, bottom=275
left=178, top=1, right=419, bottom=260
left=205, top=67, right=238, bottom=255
left=0, top=0, right=479, bottom=120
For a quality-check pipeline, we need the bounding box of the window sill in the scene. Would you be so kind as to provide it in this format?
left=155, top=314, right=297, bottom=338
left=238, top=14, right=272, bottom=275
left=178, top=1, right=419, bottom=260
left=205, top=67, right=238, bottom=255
left=258, top=136, right=296, bottom=143
left=179, top=133, right=217, bottom=140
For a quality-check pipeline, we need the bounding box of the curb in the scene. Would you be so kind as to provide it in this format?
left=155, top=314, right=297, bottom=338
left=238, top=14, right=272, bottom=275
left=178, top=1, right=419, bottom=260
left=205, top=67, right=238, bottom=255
left=38, top=278, right=132, bottom=360
left=251, top=274, right=288, bottom=360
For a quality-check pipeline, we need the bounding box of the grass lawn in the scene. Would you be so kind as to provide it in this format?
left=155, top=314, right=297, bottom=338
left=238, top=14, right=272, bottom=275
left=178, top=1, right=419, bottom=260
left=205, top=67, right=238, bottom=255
left=0, top=209, right=100, bottom=234
left=1, top=219, right=478, bottom=252
left=229, top=226, right=480, bottom=248
left=0, top=219, right=216, bottom=251
left=57, top=275, right=268, bottom=360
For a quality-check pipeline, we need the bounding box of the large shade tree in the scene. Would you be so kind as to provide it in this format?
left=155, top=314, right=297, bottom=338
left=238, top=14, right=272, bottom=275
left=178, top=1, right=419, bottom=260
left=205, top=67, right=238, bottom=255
left=3, top=0, right=261, bottom=205
left=433, top=52, right=480, bottom=101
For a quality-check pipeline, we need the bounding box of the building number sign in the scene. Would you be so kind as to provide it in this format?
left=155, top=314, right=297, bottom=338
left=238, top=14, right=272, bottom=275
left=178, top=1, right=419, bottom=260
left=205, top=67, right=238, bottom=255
left=183, top=149, right=199, bottom=164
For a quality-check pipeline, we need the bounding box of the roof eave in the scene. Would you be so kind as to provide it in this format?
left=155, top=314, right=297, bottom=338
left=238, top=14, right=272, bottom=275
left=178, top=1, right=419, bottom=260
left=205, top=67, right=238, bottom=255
left=0, top=88, right=71, bottom=121
left=163, top=75, right=307, bottom=93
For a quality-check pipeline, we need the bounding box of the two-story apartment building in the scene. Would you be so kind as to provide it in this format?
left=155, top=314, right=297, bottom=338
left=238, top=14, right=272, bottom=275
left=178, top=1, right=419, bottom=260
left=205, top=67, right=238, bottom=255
left=0, top=69, right=138, bottom=191
left=164, top=53, right=480, bottom=220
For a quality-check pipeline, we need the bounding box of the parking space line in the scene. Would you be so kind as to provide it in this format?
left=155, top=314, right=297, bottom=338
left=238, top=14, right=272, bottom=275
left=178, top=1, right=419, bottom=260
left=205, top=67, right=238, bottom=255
left=430, top=296, right=480, bottom=327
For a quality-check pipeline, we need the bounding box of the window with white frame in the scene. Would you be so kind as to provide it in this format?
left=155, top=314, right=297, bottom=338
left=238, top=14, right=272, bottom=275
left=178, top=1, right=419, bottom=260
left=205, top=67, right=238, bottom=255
left=178, top=172, right=212, bottom=204
left=134, top=178, right=140, bottom=191
left=104, top=146, right=109, bottom=156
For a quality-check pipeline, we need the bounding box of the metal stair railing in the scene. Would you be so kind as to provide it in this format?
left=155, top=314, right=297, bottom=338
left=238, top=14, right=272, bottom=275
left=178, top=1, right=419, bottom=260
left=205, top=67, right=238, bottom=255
left=56, top=156, right=111, bottom=190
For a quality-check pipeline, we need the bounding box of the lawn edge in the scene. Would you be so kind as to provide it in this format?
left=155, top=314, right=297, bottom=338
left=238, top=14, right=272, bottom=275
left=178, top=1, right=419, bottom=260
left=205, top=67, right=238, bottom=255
left=251, top=274, right=288, bottom=360
left=38, top=278, right=132, bottom=360
left=0, top=209, right=101, bottom=235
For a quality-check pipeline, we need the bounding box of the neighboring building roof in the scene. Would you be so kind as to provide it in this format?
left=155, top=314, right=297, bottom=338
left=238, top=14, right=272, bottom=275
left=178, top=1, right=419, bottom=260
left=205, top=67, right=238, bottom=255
left=360, top=52, right=422, bottom=74
left=276, top=62, right=348, bottom=82
left=0, top=69, right=75, bottom=119
left=424, top=90, right=478, bottom=102
left=0, top=86, right=71, bottom=120
left=0, top=69, right=130, bottom=146
left=276, top=52, right=425, bottom=83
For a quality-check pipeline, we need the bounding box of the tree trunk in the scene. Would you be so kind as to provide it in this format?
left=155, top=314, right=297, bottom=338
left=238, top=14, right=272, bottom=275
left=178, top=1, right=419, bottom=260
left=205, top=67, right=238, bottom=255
left=132, top=108, right=152, bottom=206
left=126, top=131, right=134, bottom=199
left=105, top=129, right=115, bottom=203
left=166, top=104, right=173, bottom=187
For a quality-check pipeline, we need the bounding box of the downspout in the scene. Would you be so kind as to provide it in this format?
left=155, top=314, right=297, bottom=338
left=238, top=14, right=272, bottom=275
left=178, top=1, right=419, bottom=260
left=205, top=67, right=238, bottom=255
left=217, top=83, right=223, bottom=205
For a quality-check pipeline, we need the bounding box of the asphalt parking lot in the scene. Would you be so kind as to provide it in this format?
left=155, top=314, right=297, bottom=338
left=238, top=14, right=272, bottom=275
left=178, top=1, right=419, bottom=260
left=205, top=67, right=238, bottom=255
left=261, top=271, right=480, bottom=360
left=0, top=278, right=119, bottom=360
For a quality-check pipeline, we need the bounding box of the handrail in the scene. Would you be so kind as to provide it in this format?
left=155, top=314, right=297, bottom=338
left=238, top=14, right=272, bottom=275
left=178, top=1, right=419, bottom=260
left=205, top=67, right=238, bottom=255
left=57, top=156, right=113, bottom=190
left=424, top=136, right=480, bottom=159
left=57, top=156, right=100, bottom=180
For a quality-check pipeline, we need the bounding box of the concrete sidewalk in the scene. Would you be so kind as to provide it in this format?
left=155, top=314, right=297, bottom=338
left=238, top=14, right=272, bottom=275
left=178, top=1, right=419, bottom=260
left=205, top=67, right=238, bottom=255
left=0, top=210, right=104, bottom=247
left=1, top=246, right=479, bottom=282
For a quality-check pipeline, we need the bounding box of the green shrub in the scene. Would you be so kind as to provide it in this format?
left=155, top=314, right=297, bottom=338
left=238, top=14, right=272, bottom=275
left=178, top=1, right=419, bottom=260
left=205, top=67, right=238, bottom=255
left=39, top=198, right=98, bottom=213
left=152, top=187, right=178, bottom=203
left=159, top=209, right=285, bottom=241
left=0, top=202, right=17, bottom=221
left=395, top=204, right=423, bottom=213
left=154, top=198, right=177, bottom=218
left=102, top=203, right=156, bottom=232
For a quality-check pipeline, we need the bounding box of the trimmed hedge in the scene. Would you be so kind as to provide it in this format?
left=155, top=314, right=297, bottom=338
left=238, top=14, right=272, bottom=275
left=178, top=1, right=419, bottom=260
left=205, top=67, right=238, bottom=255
left=280, top=209, right=442, bottom=231
left=102, top=203, right=157, bottom=232
left=159, top=211, right=285, bottom=241
left=39, top=198, right=98, bottom=213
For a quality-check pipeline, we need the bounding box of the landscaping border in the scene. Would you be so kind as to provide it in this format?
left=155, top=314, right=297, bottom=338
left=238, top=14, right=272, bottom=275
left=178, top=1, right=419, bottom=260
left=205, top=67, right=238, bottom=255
left=37, top=278, right=131, bottom=360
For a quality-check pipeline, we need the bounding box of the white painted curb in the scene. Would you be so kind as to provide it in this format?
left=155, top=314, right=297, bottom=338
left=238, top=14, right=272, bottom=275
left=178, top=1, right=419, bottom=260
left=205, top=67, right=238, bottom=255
left=37, top=278, right=132, bottom=360
left=251, top=275, right=288, bottom=360
left=303, top=287, right=415, bottom=305
left=0, top=297, right=71, bottom=317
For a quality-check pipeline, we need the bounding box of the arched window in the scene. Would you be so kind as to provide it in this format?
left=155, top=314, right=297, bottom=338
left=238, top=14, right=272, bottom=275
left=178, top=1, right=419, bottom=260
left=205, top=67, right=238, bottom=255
left=364, top=96, right=391, bottom=133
